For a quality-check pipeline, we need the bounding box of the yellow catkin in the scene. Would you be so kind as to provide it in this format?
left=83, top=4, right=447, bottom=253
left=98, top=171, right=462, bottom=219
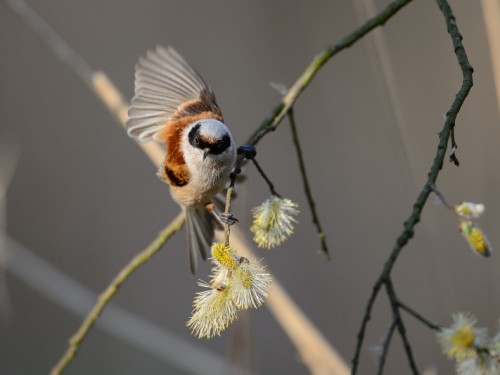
left=236, top=268, right=253, bottom=289
left=468, top=228, right=487, bottom=254
left=211, top=243, right=238, bottom=270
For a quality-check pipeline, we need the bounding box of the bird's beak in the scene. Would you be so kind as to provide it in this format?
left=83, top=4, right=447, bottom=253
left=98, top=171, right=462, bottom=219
left=203, top=149, right=210, bottom=160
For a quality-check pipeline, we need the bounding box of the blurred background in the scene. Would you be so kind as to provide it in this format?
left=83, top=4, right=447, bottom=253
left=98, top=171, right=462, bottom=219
left=1, top=0, right=499, bottom=374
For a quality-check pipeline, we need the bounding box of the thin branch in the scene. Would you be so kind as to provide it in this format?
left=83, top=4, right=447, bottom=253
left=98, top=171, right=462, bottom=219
left=50, top=212, right=185, bottom=375
left=385, top=279, right=419, bottom=375
left=245, top=0, right=414, bottom=146
left=398, top=301, right=441, bottom=331
left=351, top=0, right=473, bottom=372
left=352, top=277, right=385, bottom=373
left=376, top=319, right=397, bottom=375
left=288, top=109, right=329, bottom=259
left=250, top=157, right=280, bottom=197
left=223, top=186, right=234, bottom=247
left=429, top=184, right=454, bottom=211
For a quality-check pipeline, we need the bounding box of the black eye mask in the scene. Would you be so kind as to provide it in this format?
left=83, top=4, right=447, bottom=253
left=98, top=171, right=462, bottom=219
left=188, top=123, right=231, bottom=155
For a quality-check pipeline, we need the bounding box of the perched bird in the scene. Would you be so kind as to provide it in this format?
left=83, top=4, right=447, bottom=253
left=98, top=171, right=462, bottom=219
left=126, top=46, right=237, bottom=273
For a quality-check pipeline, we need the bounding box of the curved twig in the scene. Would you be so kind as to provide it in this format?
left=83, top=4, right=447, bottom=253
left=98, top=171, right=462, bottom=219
left=288, top=109, right=329, bottom=258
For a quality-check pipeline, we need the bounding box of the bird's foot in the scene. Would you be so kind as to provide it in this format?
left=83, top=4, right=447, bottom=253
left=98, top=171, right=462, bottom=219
left=205, top=202, right=239, bottom=226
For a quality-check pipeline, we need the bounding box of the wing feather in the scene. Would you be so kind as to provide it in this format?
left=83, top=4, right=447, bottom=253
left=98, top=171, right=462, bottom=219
left=126, top=46, right=220, bottom=143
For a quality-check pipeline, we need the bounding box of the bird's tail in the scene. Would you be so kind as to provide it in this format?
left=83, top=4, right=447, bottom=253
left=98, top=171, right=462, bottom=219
left=185, top=206, right=217, bottom=274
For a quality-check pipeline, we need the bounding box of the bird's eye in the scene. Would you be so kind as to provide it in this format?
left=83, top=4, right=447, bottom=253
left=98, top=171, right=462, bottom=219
left=188, top=123, right=202, bottom=148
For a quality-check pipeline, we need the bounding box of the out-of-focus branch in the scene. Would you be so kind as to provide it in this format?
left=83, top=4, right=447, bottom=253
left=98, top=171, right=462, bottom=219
left=50, top=212, right=185, bottom=375
left=351, top=0, right=474, bottom=372
left=245, top=0, right=414, bottom=145
left=4, top=0, right=93, bottom=86
left=92, top=73, right=164, bottom=165
left=481, top=0, right=500, bottom=119
left=0, top=139, right=20, bottom=317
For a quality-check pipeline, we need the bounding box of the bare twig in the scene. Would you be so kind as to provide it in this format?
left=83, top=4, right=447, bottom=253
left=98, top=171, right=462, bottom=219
left=377, top=298, right=440, bottom=375
left=288, top=109, right=329, bottom=258
left=376, top=319, right=396, bottom=375
left=385, top=279, right=419, bottom=374
left=223, top=186, right=234, bottom=247
left=429, top=184, right=454, bottom=211
left=351, top=0, right=473, bottom=372
left=249, top=157, right=280, bottom=197
left=398, top=301, right=441, bottom=331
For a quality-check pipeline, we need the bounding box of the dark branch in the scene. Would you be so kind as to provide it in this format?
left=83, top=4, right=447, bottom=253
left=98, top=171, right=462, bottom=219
left=429, top=185, right=454, bottom=211
left=288, top=110, right=329, bottom=258
left=376, top=319, right=397, bottom=375
left=385, top=280, right=419, bottom=374
left=398, top=301, right=441, bottom=331
left=250, top=157, right=280, bottom=197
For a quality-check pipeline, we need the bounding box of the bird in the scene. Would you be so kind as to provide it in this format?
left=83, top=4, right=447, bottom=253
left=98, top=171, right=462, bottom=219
left=126, top=46, right=237, bottom=274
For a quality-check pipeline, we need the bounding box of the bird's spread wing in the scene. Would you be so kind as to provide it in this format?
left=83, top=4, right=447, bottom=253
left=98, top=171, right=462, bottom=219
left=126, top=46, right=222, bottom=143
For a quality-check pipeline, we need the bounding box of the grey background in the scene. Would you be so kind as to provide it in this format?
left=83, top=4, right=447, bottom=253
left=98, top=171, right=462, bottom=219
left=1, top=0, right=499, bottom=374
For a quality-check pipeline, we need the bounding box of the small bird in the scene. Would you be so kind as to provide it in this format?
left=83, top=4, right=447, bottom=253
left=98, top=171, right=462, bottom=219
left=126, top=46, right=237, bottom=274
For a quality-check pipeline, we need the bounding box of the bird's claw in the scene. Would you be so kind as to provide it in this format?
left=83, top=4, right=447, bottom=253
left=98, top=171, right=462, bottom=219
left=220, top=212, right=239, bottom=225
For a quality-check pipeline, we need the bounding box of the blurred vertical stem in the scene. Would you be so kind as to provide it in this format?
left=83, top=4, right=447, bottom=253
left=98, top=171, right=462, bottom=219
left=480, top=0, right=500, bottom=119
left=288, top=109, right=329, bottom=258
